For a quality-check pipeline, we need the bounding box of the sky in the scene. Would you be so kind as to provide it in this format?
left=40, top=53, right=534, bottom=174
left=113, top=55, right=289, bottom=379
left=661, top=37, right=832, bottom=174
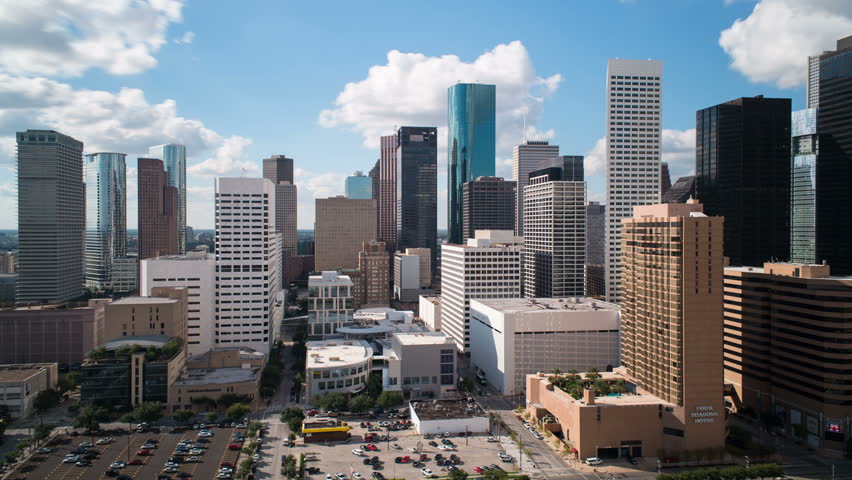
left=0, top=0, right=850, bottom=230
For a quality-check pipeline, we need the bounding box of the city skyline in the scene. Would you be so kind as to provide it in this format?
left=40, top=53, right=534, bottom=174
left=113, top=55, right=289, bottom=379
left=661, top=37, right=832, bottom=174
left=0, top=1, right=842, bottom=230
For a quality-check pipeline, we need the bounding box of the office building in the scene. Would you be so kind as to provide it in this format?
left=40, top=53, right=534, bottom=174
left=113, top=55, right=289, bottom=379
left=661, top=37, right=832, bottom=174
left=604, top=59, right=663, bottom=303
left=513, top=141, right=560, bottom=236
left=696, top=95, right=791, bottom=267
left=441, top=230, right=522, bottom=352
left=305, top=339, right=372, bottom=401
left=214, top=177, right=282, bottom=354
left=396, top=126, right=438, bottom=267
left=383, top=332, right=457, bottom=400
left=314, top=196, right=377, bottom=272
left=806, top=36, right=852, bottom=109
left=523, top=166, right=586, bottom=298
left=95, top=287, right=188, bottom=346
left=662, top=176, right=696, bottom=203
left=83, top=152, right=127, bottom=291
left=447, top=83, right=496, bottom=245
left=171, top=347, right=266, bottom=413
left=724, top=262, right=852, bottom=453
left=0, top=303, right=96, bottom=365
left=394, top=253, right=420, bottom=302
left=462, top=176, right=515, bottom=243
left=16, top=130, right=85, bottom=304
left=0, top=363, right=58, bottom=419
left=378, top=135, right=398, bottom=252
left=148, top=144, right=186, bottom=254
left=138, top=157, right=178, bottom=260
left=808, top=37, right=852, bottom=273
left=789, top=108, right=818, bottom=263
left=470, top=297, right=620, bottom=396
left=140, top=250, right=216, bottom=356
left=345, top=171, right=373, bottom=199
left=0, top=274, right=14, bottom=305
left=358, top=241, right=390, bottom=308
left=585, top=202, right=605, bottom=298
left=418, top=295, right=441, bottom=331
left=0, top=252, right=14, bottom=273
left=526, top=200, right=725, bottom=460
left=263, top=155, right=298, bottom=286
left=308, top=271, right=354, bottom=338
left=110, top=255, right=137, bottom=293
left=262, top=154, right=294, bottom=184
left=660, top=162, right=672, bottom=196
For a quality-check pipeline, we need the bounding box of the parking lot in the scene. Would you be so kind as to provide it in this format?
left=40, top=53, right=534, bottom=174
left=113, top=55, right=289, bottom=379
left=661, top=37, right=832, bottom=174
left=7, top=426, right=251, bottom=480
left=299, top=418, right=522, bottom=480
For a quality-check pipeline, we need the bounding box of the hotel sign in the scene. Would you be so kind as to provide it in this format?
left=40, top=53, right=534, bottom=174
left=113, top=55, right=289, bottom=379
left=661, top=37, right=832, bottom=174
left=690, top=405, right=719, bottom=424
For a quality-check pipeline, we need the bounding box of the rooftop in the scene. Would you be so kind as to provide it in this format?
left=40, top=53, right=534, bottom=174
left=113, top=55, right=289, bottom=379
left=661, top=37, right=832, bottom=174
left=410, top=399, right=488, bottom=421
left=101, top=335, right=172, bottom=350
left=393, top=332, right=453, bottom=346
left=0, top=363, right=56, bottom=383
left=472, top=297, right=619, bottom=314
left=527, top=372, right=676, bottom=408
left=109, top=296, right=178, bottom=305
left=420, top=296, right=440, bottom=305
left=175, top=367, right=260, bottom=386
left=306, top=339, right=372, bottom=369
left=726, top=262, right=852, bottom=280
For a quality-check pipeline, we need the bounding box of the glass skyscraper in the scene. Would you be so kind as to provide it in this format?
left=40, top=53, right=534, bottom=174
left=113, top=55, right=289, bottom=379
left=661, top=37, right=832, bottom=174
left=148, top=144, right=186, bottom=254
left=789, top=108, right=818, bottom=264
left=84, top=152, right=127, bottom=290
left=345, top=171, right=373, bottom=199
left=447, top=83, right=496, bottom=244
left=396, top=126, right=437, bottom=267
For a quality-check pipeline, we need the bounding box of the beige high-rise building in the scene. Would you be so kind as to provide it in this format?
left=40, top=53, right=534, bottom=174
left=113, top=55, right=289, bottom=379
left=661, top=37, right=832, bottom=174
left=315, top=197, right=377, bottom=272
left=95, top=287, right=188, bottom=347
left=359, top=241, right=389, bottom=308
left=0, top=252, right=15, bottom=273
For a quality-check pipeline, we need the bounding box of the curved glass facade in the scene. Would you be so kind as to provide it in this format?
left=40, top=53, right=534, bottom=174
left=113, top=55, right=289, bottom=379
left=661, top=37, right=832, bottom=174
left=84, top=152, right=127, bottom=290
left=149, top=144, right=186, bottom=254
left=790, top=108, right=818, bottom=264
left=447, top=83, right=496, bottom=244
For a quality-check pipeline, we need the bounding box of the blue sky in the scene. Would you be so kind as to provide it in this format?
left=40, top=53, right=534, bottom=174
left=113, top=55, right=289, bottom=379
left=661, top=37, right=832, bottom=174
left=1, top=0, right=850, bottom=229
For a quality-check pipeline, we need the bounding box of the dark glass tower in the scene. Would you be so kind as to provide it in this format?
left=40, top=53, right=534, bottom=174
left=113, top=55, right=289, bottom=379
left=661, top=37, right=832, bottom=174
left=695, top=96, right=791, bottom=267
left=447, top=83, right=496, bottom=244
left=396, top=126, right=438, bottom=267
left=462, top=176, right=516, bottom=242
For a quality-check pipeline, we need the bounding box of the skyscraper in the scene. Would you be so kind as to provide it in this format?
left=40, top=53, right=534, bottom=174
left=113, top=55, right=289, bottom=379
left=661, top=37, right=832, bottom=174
left=16, top=130, right=85, bottom=304
left=621, top=200, right=726, bottom=448
left=662, top=176, right=696, bottom=203
left=345, top=171, right=373, bottom=199
left=315, top=197, right=377, bottom=272
left=263, top=155, right=298, bottom=286
left=138, top=158, right=178, bottom=260
left=148, top=144, right=186, bottom=254
left=214, top=177, right=282, bottom=354
left=262, top=154, right=294, bottom=184
left=358, top=241, right=390, bottom=308
left=789, top=108, right=818, bottom=264
left=585, top=202, right=605, bottom=298
left=396, top=126, right=438, bottom=266
left=523, top=165, right=586, bottom=298
left=447, top=83, right=496, bottom=245
left=695, top=96, right=791, bottom=267
left=604, top=59, right=663, bottom=303
left=660, top=162, right=672, bottom=195
left=513, top=141, right=559, bottom=236
left=462, top=177, right=515, bottom=243
left=83, top=153, right=127, bottom=291
left=378, top=135, right=398, bottom=253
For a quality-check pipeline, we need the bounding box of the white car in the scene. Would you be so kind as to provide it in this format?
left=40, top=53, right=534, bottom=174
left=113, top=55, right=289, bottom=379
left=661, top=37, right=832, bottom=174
left=585, top=457, right=604, bottom=466
left=486, top=437, right=498, bottom=442
left=63, top=455, right=79, bottom=464
left=335, top=474, right=347, bottom=480
left=391, top=443, right=401, bottom=450
left=217, top=474, right=231, bottom=479
left=109, top=461, right=126, bottom=469
left=187, top=456, right=200, bottom=463
left=198, top=431, right=213, bottom=437
left=37, top=448, right=53, bottom=454
left=353, top=474, right=364, bottom=480
left=79, top=442, right=93, bottom=448
left=326, top=475, right=333, bottom=480
left=252, top=454, right=260, bottom=462
left=437, top=445, right=455, bottom=451
left=421, top=468, right=435, bottom=477
left=164, top=466, right=179, bottom=473
left=235, top=423, right=247, bottom=428
left=352, top=448, right=366, bottom=456
left=190, top=448, right=204, bottom=455
left=96, top=437, right=112, bottom=445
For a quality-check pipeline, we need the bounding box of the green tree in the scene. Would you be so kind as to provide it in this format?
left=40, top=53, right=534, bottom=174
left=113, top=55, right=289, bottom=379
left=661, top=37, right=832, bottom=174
left=74, top=405, right=109, bottom=431
left=4, top=451, right=18, bottom=465
left=205, top=412, right=219, bottom=423
left=129, top=401, right=164, bottom=424
left=281, top=407, right=305, bottom=434
left=0, top=418, right=7, bottom=438
left=33, top=389, right=62, bottom=414
left=366, top=372, right=383, bottom=399
left=376, top=390, right=403, bottom=409
left=226, top=403, right=251, bottom=421
left=584, top=367, right=601, bottom=381
left=460, top=377, right=475, bottom=393
left=315, top=392, right=349, bottom=412
left=174, top=409, right=194, bottom=424
left=33, top=423, right=56, bottom=445
left=281, top=454, right=298, bottom=479
left=218, top=394, right=250, bottom=408
left=0, top=405, right=10, bottom=422
left=448, top=468, right=469, bottom=480
left=349, top=395, right=374, bottom=413
left=482, top=468, right=508, bottom=480
left=58, top=372, right=80, bottom=393
left=236, top=458, right=255, bottom=479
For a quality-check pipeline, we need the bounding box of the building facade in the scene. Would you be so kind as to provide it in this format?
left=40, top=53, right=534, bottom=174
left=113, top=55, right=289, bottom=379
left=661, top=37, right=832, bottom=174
left=604, top=59, right=663, bottom=303
left=378, top=135, right=398, bottom=253
left=214, top=178, right=282, bottom=354
left=695, top=96, right=791, bottom=267
left=0, top=304, right=96, bottom=365
left=394, top=253, right=420, bottom=302
left=0, top=363, right=58, bottom=419
left=513, top=141, right=560, bottom=236
left=0, top=252, right=14, bottom=274
left=263, top=155, right=298, bottom=285
left=396, top=126, right=438, bottom=267
left=345, top=171, right=373, bottom=199
left=523, top=167, right=586, bottom=298
left=723, top=262, right=852, bottom=453
left=305, top=339, right=372, bottom=401
left=308, top=271, right=354, bottom=338
left=440, top=231, right=523, bottom=353
left=262, top=154, right=294, bottom=184
left=95, top=287, right=188, bottom=346
left=447, top=83, right=496, bottom=245
left=83, top=152, right=127, bottom=291
left=16, top=130, right=85, bottom=304
left=110, top=255, right=138, bottom=293
left=148, top=144, right=187, bottom=254
left=358, top=241, right=390, bottom=307
left=660, top=162, right=672, bottom=196
left=789, top=108, right=818, bottom=264
left=462, top=176, right=516, bottom=243
left=418, top=295, right=441, bottom=331
left=314, top=197, right=377, bottom=272
left=470, top=297, right=620, bottom=396
left=138, top=157, right=178, bottom=260
left=662, top=176, right=696, bottom=203
left=585, top=202, right=606, bottom=298
left=384, top=333, right=456, bottom=400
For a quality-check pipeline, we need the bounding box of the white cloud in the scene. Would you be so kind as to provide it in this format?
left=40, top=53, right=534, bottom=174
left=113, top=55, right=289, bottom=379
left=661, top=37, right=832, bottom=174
left=583, top=128, right=695, bottom=179
left=294, top=168, right=348, bottom=229
left=0, top=0, right=185, bottom=77
left=583, top=137, right=607, bottom=176
left=187, top=136, right=256, bottom=178
left=319, top=41, right=561, bottom=161
left=174, top=31, right=195, bottom=45
left=719, top=0, right=852, bottom=88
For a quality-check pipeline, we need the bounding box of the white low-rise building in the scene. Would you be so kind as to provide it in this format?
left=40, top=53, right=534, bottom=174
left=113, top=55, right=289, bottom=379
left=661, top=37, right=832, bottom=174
left=418, top=295, right=441, bottom=331
left=305, top=339, right=372, bottom=402
left=409, top=399, right=490, bottom=435
left=470, top=297, right=620, bottom=396
left=383, top=332, right=457, bottom=400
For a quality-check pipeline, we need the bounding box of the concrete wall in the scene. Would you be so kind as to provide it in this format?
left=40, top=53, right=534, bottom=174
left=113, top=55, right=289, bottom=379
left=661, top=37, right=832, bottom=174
left=419, top=296, right=441, bottom=331
left=0, top=307, right=95, bottom=365
left=410, top=409, right=489, bottom=434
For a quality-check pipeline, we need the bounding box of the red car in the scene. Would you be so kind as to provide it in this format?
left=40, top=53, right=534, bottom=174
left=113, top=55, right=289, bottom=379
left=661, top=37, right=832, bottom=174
left=401, top=456, right=410, bottom=463
left=228, top=444, right=241, bottom=450
left=363, top=444, right=378, bottom=451
left=420, top=454, right=428, bottom=461
left=473, top=467, right=485, bottom=473
left=136, top=449, right=152, bottom=456
left=220, top=462, right=234, bottom=468
left=364, top=433, right=376, bottom=442
left=128, top=459, right=143, bottom=465
left=305, top=409, right=318, bottom=416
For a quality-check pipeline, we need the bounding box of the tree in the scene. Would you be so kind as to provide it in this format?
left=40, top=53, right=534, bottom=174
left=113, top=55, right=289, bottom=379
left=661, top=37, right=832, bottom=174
left=33, top=423, right=55, bottom=445
left=174, top=409, right=194, bottom=424
left=128, top=401, right=164, bottom=424
left=4, top=451, right=17, bottom=465
left=584, top=368, right=601, bottom=381
left=483, top=468, right=508, bottom=480
left=0, top=419, right=7, bottom=438
left=281, top=407, right=305, bottom=435
left=205, top=412, right=219, bottom=423
left=58, top=372, right=80, bottom=393
left=226, top=403, right=251, bottom=421
left=349, top=395, right=374, bottom=413
left=237, top=458, right=255, bottom=479
left=281, top=454, right=298, bottom=479
left=366, top=372, right=383, bottom=399
left=33, top=389, right=62, bottom=414
left=376, top=391, right=403, bottom=409
left=0, top=405, right=10, bottom=422
left=315, top=392, right=349, bottom=412
left=218, top=394, right=250, bottom=408
left=448, top=468, right=469, bottom=480
left=74, top=405, right=109, bottom=431
left=460, top=377, right=475, bottom=393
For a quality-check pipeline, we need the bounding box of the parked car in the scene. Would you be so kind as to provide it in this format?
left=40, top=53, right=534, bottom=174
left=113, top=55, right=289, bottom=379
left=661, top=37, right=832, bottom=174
left=486, top=436, right=498, bottom=442
left=352, top=449, right=366, bottom=456
left=585, top=457, right=604, bottom=466
left=390, top=443, right=401, bottom=450
left=421, top=468, right=435, bottom=478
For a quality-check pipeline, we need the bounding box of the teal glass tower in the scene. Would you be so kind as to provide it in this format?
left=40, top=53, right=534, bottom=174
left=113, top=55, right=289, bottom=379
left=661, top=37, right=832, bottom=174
left=345, top=171, right=373, bottom=199
left=84, top=152, right=127, bottom=290
left=447, top=83, right=496, bottom=244
left=148, top=143, right=186, bottom=253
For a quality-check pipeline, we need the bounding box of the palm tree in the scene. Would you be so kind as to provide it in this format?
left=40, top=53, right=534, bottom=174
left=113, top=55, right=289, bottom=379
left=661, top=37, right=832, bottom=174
left=584, top=367, right=601, bottom=381
left=566, top=368, right=580, bottom=383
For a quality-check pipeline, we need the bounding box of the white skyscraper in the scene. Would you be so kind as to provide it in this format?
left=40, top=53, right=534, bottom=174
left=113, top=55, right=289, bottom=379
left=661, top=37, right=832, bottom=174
left=604, top=59, right=663, bottom=303
left=214, top=178, right=283, bottom=354
left=512, top=140, right=559, bottom=236
left=440, top=230, right=523, bottom=353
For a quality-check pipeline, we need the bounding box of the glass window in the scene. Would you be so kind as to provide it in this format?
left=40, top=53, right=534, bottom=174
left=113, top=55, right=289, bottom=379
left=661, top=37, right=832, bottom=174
left=421, top=376, right=429, bottom=384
